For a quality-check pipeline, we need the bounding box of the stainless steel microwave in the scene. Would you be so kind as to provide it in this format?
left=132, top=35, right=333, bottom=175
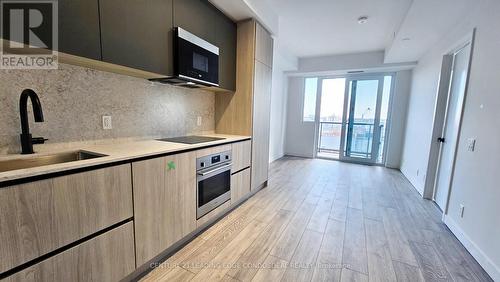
left=150, top=27, right=219, bottom=88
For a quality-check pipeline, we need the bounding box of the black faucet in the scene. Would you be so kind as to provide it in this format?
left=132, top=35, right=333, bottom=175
left=19, top=89, right=47, bottom=154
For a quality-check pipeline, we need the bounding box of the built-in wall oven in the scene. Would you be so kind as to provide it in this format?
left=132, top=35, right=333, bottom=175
left=196, top=150, right=231, bottom=219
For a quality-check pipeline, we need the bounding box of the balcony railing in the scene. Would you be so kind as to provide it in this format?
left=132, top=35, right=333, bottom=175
left=318, top=121, right=377, bottom=159
left=318, top=121, right=343, bottom=154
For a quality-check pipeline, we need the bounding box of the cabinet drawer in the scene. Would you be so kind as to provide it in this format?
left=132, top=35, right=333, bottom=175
left=0, top=164, right=133, bottom=273
left=231, top=140, right=251, bottom=172
left=4, top=222, right=135, bottom=282
left=231, top=168, right=251, bottom=205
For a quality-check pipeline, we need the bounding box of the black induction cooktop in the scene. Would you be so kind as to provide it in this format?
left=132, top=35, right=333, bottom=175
left=158, top=136, right=226, bottom=144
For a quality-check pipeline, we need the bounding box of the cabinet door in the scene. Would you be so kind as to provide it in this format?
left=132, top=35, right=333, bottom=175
left=215, top=11, right=237, bottom=91
left=5, top=223, right=135, bottom=282
left=255, top=22, right=274, bottom=68
left=173, top=0, right=217, bottom=44
left=100, top=0, right=173, bottom=75
left=251, top=61, right=272, bottom=191
left=232, top=140, right=251, bottom=172
left=58, top=0, right=101, bottom=60
left=0, top=164, right=133, bottom=274
left=132, top=152, right=196, bottom=265
left=231, top=168, right=251, bottom=205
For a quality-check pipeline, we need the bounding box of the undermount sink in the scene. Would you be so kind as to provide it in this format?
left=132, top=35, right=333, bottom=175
left=0, top=151, right=108, bottom=173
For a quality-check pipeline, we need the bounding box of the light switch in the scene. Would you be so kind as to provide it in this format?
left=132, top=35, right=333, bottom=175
left=467, top=138, right=476, bottom=152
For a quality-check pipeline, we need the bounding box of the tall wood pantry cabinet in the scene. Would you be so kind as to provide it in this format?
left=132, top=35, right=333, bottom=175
left=215, top=19, right=273, bottom=191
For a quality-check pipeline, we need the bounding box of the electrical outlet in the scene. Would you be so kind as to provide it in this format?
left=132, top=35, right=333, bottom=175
left=467, top=138, right=476, bottom=152
left=102, top=115, right=112, bottom=130
left=460, top=204, right=465, bottom=218
left=197, top=116, right=202, bottom=126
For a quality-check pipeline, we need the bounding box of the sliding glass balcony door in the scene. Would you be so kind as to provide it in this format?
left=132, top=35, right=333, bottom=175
left=316, top=74, right=392, bottom=164
left=340, top=76, right=384, bottom=164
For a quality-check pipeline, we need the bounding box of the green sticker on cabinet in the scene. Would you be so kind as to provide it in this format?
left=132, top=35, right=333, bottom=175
left=167, top=161, right=176, bottom=170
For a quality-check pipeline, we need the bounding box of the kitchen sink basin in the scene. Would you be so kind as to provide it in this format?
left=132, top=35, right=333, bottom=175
left=0, top=151, right=108, bottom=173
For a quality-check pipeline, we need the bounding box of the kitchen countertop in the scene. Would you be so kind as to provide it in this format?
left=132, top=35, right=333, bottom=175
left=0, top=134, right=250, bottom=184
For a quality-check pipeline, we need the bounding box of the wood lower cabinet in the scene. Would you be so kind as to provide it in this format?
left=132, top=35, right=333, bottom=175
left=4, top=222, right=136, bottom=282
left=232, top=140, right=251, bottom=172
left=132, top=152, right=197, bottom=266
left=0, top=164, right=133, bottom=274
left=231, top=168, right=251, bottom=205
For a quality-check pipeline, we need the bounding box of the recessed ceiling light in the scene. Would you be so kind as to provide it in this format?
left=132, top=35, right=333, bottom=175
left=357, top=16, right=368, bottom=24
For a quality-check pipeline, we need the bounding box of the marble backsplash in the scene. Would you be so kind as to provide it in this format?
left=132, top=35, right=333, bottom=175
left=0, top=63, right=215, bottom=154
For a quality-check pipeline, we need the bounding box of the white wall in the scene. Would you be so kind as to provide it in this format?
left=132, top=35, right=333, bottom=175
left=385, top=70, right=412, bottom=168
left=269, top=41, right=298, bottom=162
left=400, top=1, right=500, bottom=279
left=400, top=54, right=444, bottom=193
left=284, top=77, right=316, bottom=158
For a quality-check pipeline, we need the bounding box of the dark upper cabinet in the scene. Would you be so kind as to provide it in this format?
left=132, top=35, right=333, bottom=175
left=99, top=0, right=173, bottom=75
left=215, top=11, right=236, bottom=91
left=58, top=0, right=101, bottom=60
left=173, top=0, right=217, bottom=44
left=57, top=0, right=235, bottom=89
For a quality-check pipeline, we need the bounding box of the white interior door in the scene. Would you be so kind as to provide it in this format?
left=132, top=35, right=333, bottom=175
left=434, top=43, right=472, bottom=211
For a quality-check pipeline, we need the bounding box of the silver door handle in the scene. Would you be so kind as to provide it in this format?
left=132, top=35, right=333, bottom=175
left=197, top=163, right=232, bottom=176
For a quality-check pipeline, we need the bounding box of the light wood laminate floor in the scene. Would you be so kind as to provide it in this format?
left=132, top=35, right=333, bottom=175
left=141, top=157, right=492, bottom=282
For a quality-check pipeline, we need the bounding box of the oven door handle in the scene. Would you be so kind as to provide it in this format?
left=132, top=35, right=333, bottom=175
left=197, top=163, right=232, bottom=176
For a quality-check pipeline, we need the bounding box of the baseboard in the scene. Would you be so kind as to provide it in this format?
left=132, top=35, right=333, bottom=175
left=399, top=169, right=426, bottom=198
left=283, top=153, right=314, bottom=159
left=443, top=215, right=499, bottom=281
left=269, top=153, right=285, bottom=163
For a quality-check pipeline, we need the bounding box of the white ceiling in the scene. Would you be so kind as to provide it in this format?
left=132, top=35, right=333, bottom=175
left=265, top=0, right=413, bottom=58
left=384, top=0, right=474, bottom=63
left=211, top=0, right=475, bottom=64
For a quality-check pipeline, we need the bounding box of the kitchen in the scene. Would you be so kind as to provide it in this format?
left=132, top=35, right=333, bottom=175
left=1, top=0, right=499, bottom=281
left=1, top=0, right=271, bottom=280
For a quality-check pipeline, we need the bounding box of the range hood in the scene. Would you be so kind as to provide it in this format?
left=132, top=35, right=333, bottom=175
left=149, top=76, right=211, bottom=88
left=149, top=27, right=219, bottom=89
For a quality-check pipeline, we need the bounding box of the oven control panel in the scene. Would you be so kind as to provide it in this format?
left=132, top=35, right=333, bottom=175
left=196, top=150, right=232, bottom=170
